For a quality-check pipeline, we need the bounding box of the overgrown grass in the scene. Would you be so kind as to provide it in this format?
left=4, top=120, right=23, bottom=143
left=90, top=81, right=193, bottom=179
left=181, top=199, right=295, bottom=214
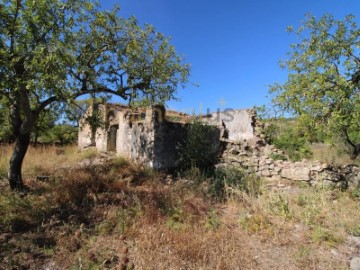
left=0, top=146, right=360, bottom=269
left=310, top=143, right=360, bottom=166
left=0, top=144, right=101, bottom=180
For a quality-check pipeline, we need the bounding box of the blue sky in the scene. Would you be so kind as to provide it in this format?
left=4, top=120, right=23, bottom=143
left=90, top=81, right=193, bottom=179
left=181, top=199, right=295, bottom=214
left=100, top=0, right=360, bottom=114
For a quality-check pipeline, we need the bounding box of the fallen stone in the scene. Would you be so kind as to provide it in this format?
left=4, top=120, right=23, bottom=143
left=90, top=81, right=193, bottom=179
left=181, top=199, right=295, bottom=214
left=261, top=169, right=271, bottom=177
left=281, top=166, right=310, bottom=181
left=350, top=257, right=360, bottom=270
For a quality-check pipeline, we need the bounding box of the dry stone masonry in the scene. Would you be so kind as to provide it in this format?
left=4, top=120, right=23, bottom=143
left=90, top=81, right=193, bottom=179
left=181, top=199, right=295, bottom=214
left=79, top=103, right=360, bottom=187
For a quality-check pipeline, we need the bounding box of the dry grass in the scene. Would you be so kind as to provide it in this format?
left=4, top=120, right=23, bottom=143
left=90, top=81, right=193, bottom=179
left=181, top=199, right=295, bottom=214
left=310, top=143, right=360, bottom=166
left=0, top=144, right=100, bottom=179
left=1, top=146, right=360, bottom=269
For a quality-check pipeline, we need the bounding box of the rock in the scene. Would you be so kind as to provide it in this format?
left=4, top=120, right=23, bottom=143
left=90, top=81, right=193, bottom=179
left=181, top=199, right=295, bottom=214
left=310, top=165, right=322, bottom=171
left=261, top=170, right=271, bottom=177
left=347, top=236, right=360, bottom=247
left=274, top=160, right=284, bottom=167
left=349, top=173, right=360, bottom=187
left=281, top=166, right=310, bottom=181
left=36, top=175, right=50, bottom=181
left=350, top=257, right=360, bottom=270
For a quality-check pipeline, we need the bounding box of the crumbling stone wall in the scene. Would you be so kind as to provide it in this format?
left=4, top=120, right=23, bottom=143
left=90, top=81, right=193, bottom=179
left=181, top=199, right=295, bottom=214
left=218, top=122, right=360, bottom=188
left=203, top=109, right=257, bottom=141
left=78, top=104, right=108, bottom=151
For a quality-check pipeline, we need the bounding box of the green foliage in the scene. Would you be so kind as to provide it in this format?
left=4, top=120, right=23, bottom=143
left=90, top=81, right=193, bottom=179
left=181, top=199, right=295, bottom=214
left=269, top=153, right=288, bottom=161
left=239, top=211, right=272, bottom=233
left=272, top=130, right=313, bottom=161
left=204, top=209, right=221, bottom=230
left=264, top=119, right=313, bottom=161
left=347, top=225, right=360, bottom=237
left=263, top=122, right=278, bottom=144
left=176, top=118, right=219, bottom=173
left=210, top=167, right=261, bottom=199
left=269, top=13, right=360, bottom=159
left=0, top=98, right=13, bottom=143
left=311, top=226, right=344, bottom=247
left=180, top=166, right=208, bottom=182
left=350, top=188, right=360, bottom=199
left=38, top=124, right=77, bottom=144
left=270, top=195, right=292, bottom=220
left=165, top=207, right=189, bottom=230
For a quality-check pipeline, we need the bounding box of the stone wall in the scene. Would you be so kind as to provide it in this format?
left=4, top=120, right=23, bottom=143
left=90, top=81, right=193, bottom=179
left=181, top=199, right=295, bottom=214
left=218, top=139, right=360, bottom=188
left=78, top=104, right=108, bottom=151
left=204, top=109, right=256, bottom=141
left=114, top=108, right=157, bottom=167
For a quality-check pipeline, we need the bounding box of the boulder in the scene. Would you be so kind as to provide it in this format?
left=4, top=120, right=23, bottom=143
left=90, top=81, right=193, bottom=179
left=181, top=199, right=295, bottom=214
left=281, top=166, right=310, bottom=181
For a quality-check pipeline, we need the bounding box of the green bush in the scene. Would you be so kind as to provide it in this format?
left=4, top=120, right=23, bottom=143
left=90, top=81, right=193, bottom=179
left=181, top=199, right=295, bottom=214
left=264, top=120, right=312, bottom=161
left=210, top=167, right=260, bottom=199
left=176, top=118, right=219, bottom=173
left=273, top=131, right=312, bottom=161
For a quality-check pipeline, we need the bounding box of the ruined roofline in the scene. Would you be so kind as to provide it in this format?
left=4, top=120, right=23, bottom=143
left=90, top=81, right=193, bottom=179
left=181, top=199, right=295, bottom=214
left=102, top=103, right=255, bottom=116
left=104, top=102, right=166, bottom=112
left=201, top=108, right=256, bottom=116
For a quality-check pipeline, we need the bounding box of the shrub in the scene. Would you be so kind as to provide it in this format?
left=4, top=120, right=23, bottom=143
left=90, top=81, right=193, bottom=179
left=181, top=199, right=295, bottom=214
left=265, top=120, right=313, bottom=161
left=176, top=118, right=220, bottom=173
left=210, top=167, right=260, bottom=199
left=273, top=130, right=312, bottom=161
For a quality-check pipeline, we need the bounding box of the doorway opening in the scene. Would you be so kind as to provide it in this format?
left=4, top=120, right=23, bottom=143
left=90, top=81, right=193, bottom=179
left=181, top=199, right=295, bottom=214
left=107, top=125, right=118, bottom=152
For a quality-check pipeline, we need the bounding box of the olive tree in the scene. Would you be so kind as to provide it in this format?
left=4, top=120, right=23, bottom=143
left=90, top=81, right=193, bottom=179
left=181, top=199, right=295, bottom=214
left=269, top=14, right=360, bottom=159
left=0, top=0, right=190, bottom=190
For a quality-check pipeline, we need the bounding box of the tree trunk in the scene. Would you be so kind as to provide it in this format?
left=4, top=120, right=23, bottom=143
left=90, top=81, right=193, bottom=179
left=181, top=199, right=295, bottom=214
left=8, top=133, right=31, bottom=191
left=33, top=131, right=39, bottom=147
left=342, top=128, right=360, bottom=160
left=350, top=144, right=360, bottom=160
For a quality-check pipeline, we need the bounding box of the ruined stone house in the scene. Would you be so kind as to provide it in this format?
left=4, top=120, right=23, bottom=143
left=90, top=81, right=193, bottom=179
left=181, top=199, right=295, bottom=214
left=78, top=103, right=257, bottom=169
left=78, top=103, right=360, bottom=186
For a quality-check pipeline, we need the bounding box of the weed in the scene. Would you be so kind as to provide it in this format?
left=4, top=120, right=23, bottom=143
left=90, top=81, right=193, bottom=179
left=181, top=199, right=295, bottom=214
left=138, top=166, right=155, bottom=178
left=204, top=210, right=221, bottom=230
left=96, top=221, right=115, bottom=235
left=346, top=225, right=360, bottom=237
left=79, top=148, right=99, bottom=160
left=181, top=166, right=207, bottom=182
left=296, top=194, right=308, bottom=207
left=350, top=188, right=360, bottom=199
left=239, top=212, right=272, bottom=234
left=210, top=167, right=244, bottom=198
left=295, top=245, right=312, bottom=266
left=269, top=153, right=288, bottom=161
left=109, top=156, right=129, bottom=167
left=166, top=207, right=188, bottom=230
left=270, top=194, right=292, bottom=220
left=311, top=226, right=344, bottom=247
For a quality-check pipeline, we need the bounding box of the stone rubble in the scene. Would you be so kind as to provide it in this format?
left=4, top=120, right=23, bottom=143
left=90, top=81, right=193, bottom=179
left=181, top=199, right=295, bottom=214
left=217, top=116, right=360, bottom=188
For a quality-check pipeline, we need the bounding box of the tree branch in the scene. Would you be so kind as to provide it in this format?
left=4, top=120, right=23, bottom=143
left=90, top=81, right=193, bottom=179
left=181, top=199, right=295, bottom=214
left=36, top=96, right=58, bottom=115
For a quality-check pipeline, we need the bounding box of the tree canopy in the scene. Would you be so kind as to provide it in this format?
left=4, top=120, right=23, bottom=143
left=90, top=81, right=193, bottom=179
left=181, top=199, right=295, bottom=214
left=269, top=14, right=360, bottom=159
left=0, top=0, right=190, bottom=190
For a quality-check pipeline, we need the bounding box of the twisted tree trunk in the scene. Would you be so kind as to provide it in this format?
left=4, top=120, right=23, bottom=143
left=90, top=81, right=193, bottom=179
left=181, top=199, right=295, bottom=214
left=343, top=128, right=360, bottom=160
left=8, top=133, right=30, bottom=191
